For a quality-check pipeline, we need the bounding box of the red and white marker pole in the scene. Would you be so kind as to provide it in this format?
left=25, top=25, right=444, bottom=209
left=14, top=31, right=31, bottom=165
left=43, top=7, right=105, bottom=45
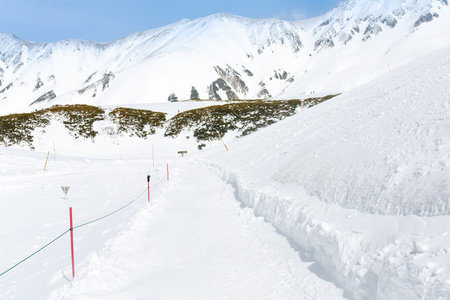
left=69, top=207, right=75, bottom=279
left=147, top=175, right=151, bottom=203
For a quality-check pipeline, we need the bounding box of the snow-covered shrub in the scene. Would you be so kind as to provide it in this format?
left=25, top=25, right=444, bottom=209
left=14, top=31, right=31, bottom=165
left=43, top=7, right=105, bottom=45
left=164, top=96, right=338, bottom=145
left=108, top=107, right=166, bottom=138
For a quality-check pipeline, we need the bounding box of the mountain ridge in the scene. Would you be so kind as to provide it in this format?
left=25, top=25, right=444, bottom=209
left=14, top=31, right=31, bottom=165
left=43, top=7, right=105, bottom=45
left=0, top=0, right=448, bottom=115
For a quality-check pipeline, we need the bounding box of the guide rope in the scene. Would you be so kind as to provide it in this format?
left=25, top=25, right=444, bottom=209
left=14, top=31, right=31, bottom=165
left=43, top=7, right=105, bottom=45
left=0, top=172, right=167, bottom=278
left=74, top=187, right=147, bottom=230
left=0, top=229, right=70, bottom=277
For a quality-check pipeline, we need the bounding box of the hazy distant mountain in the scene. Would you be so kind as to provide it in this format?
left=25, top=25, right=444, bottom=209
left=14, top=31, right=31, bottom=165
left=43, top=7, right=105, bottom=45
left=0, top=0, right=448, bottom=115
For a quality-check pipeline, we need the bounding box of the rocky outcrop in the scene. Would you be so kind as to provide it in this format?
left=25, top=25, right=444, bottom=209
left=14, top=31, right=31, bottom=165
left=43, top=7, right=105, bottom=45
left=257, top=88, right=271, bottom=99
left=257, top=81, right=271, bottom=99
left=382, top=16, right=398, bottom=28
left=214, top=65, right=249, bottom=95
left=190, top=86, right=199, bottom=100
left=414, top=13, right=439, bottom=27
left=270, top=69, right=289, bottom=81
left=30, top=90, right=56, bottom=106
left=33, top=78, right=44, bottom=92
left=0, top=83, right=13, bottom=94
left=242, top=66, right=253, bottom=77
left=314, top=37, right=335, bottom=51
left=253, top=21, right=303, bottom=54
left=207, top=78, right=238, bottom=100
left=84, top=72, right=97, bottom=84
left=362, top=23, right=383, bottom=41
left=168, top=93, right=178, bottom=102
left=78, top=72, right=114, bottom=97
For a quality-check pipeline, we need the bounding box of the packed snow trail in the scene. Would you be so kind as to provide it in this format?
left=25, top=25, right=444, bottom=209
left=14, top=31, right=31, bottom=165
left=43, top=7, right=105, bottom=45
left=50, top=160, right=346, bottom=299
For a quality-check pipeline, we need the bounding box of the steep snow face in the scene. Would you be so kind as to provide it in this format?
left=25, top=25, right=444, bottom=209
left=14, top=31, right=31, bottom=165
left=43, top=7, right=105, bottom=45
left=0, top=0, right=449, bottom=115
left=281, top=0, right=450, bottom=99
left=199, top=44, right=450, bottom=300
left=311, top=0, right=446, bottom=49
left=273, top=48, right=450, bottom=217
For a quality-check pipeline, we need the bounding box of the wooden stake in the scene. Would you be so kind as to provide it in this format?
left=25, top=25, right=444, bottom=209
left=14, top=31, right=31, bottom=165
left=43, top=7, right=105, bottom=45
left=44, top=151, right=50, bottom=171
left=215, top=130, right=229, bottom=151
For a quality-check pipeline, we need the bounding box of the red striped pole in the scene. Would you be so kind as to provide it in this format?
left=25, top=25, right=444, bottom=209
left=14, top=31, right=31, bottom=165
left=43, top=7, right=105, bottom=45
left=69, top=207, right=75, bottom=279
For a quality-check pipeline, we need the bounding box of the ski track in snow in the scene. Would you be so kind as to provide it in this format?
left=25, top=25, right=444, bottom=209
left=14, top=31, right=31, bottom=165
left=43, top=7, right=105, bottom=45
left=49, top=161, right=346, bottom=300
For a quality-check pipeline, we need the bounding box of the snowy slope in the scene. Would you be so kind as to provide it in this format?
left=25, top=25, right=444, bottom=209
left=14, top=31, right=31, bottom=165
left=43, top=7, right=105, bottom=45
left=1, top=0, right=449, bottom=115
left=0, top=1, right=450, bottom=299
left=200, top=44, right=450, bottom=299
left=48, top=162, right=347, bottom=300
left=1, top=44, right=449, bottom=300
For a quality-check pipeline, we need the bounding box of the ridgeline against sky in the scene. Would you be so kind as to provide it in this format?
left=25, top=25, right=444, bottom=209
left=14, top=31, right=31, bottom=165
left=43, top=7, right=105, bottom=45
left=0, top=0, right=341, bottom=43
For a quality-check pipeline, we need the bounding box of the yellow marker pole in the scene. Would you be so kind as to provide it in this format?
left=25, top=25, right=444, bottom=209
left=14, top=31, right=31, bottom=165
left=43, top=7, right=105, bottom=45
left=44, top=151, right=50, bottom=171
left=215, top=130, right=229, bottom=151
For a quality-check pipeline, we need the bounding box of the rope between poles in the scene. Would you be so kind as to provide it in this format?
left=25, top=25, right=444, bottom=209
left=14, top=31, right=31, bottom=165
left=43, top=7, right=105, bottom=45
left=0, top=229, right=70, bottom=277
left=74, top=173, right=166, bottom=230
left=74, top=187, right=148, bottom=229
left=0, top=171, right=167, bottom=278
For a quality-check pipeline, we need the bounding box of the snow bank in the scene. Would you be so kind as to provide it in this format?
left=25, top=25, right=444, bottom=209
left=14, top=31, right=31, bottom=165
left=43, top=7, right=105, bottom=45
left=200, top=46, right=450, bottom=299
left=273, top=47, right=450, bottom=217
left=48, top=162, right=346, bottom=300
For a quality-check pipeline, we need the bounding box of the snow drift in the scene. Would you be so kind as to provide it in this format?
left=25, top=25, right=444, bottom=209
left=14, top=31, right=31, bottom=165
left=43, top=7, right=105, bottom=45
left=200, top=45, right=450, bottom=299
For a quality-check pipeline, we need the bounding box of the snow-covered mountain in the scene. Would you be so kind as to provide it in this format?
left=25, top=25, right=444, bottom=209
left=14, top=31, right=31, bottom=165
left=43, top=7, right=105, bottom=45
left=0, top=0, right=449, bottom=115
left=1, top=1, right=450, bottom=299
left=1, top=40, right=449, bottom=300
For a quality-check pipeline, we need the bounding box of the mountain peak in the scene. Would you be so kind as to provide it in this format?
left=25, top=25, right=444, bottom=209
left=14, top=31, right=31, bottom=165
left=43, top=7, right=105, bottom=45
left=0, top=0, right=449, bottom=115
left=329, top=0, right=441, bottom=18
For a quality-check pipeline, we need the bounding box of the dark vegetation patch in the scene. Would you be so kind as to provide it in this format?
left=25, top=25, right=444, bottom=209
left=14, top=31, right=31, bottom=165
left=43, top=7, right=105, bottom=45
left=47, top=105, right=105, bottom=139
left=0, top=110, right=49, bottom=149
left=0, top=104, right=105, bottom=149
left=164, top=95, right=338, bottom=144
left=0, top=95, right=338, bottom=150
left=109, top=107, right=167, bottom=138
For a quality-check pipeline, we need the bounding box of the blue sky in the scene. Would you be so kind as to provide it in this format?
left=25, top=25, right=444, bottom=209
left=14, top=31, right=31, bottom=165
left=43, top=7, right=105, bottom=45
left=0, top=0, right=342, bottom=43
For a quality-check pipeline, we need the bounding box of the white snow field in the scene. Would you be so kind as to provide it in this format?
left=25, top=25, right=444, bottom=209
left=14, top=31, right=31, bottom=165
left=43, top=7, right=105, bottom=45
left=0, top=45, right=449, bottom=300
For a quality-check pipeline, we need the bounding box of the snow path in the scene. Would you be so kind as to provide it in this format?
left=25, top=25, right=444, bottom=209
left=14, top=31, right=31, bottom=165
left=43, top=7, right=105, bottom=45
left=50, top=160, right=346, bottom=299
